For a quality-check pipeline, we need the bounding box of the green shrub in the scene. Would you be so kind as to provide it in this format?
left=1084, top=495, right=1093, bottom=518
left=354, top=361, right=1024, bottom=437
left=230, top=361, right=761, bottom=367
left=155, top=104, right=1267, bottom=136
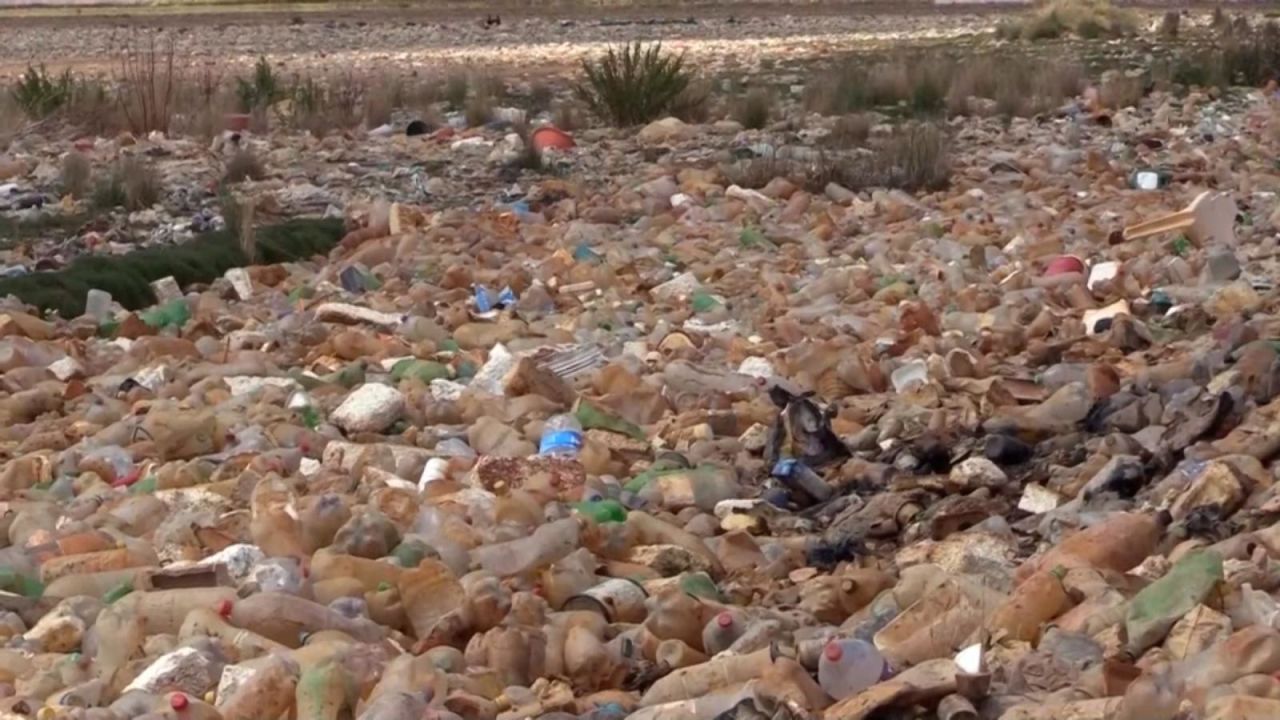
left=576, top=42, right=692, bottom=126
left=0, top=218, right=343, bottom=318
left=12, top=65, right=73, bottom=119
left=732, top=88, right=774, bottom=130
left=235, top=57, right=283, bottom=112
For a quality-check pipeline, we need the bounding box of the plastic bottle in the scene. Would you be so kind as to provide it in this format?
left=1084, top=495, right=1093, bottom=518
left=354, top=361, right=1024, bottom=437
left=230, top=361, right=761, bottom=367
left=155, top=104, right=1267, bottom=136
left=216, top=654, right=300, bottom=720
left=311, top=549, right=403, bottom=593
left=228, top=593, right=388, bottom=648
left=817, top=638, right=890, bottom=700
left=701, top=610, right=747, bottom=656
left=539, top=415, right=583, bottom=458
left=471, top=517, right=581, bottom=577
left=295, top=659, right=358, bottom=720
left=771, top=459, right=833, bottom=505
left=573, top=499, right=627, bottom=524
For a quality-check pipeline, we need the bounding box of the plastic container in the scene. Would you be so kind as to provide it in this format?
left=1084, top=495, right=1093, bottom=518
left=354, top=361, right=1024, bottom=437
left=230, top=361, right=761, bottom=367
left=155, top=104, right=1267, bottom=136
left=539, top=415, right=584, bottom=458
left=817, top=638, right=890, bottom=700
left=216, top=654, right=300, bottom=720
left=701, top=610, right=747, bottom=656
left=472, top=517, right=581, bottom=577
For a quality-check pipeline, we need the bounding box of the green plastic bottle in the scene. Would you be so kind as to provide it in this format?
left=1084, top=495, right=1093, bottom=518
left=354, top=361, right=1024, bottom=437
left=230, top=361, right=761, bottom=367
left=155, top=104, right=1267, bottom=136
left=574, top=499, right=627, bottom=523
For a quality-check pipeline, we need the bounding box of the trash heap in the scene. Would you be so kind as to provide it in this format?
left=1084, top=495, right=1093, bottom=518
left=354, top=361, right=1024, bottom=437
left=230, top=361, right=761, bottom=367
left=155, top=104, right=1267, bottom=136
left=5, top=84, right=1280, bottom=720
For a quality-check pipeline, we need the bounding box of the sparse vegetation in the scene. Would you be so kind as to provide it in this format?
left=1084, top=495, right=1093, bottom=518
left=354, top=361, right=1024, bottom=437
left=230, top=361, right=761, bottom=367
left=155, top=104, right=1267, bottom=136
left=577, top=41, right=693, bottom=126
left=224, top=149, right=265, bottom=184
left=465, top=93, right=494, bottom=127
left=720, top=122, right=949, bottom=195
left=117, top=35, right=177, bottom=135
left=1098, top=70, right=1145, bottom=110
left=732, top=88, right=774, bottom=130
left=445, top=72, right=469, bottom=109
left=828, top=114, right=873, bottom=147
left=669, top=80, right=713, bottom=124
left=1003, top=0, right=1139, bottom=41
left=94, top=157, right=161, bottom=211
left=0, top=218, right=343, bottom=318
left=364, top=75, right=403, bottom=128
left=236, top=56, right=283, bottom=113
left=12, top=65, right=73, bottom=119
left=61, top=152, right=92, bottom=199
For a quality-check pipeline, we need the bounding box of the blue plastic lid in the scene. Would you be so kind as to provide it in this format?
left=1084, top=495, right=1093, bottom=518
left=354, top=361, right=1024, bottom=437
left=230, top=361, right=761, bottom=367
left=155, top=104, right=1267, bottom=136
left=540, top=429, right=583, bottom=455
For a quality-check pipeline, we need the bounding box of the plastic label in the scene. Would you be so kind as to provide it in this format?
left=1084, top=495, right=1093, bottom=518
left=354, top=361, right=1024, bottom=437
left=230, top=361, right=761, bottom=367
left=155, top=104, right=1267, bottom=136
left=540, top=430, right=584, bottom=455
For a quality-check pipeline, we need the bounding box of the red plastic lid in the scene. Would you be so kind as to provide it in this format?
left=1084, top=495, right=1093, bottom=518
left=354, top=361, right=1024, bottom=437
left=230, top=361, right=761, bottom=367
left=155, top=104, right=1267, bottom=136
left=1043, top=255, right=1086, bottom=277
left=216, top=599, right=233, bottom=617
left=824, top=642, right=843, bottom=662
left=716, top=612, right=734, bottom=629
left=170, top=693, right=189, bottom=711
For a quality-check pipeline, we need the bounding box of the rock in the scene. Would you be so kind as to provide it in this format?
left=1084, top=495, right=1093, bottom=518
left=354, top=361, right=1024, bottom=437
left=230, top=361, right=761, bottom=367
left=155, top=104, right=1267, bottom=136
left=331, top=383, right=406, bottom=434
left=637, top=117, right=691, bottom=145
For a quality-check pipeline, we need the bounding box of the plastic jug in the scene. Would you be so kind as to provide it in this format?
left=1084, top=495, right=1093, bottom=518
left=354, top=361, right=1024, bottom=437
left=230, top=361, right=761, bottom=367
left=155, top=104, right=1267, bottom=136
left=817, top=638, right=890, bottom=700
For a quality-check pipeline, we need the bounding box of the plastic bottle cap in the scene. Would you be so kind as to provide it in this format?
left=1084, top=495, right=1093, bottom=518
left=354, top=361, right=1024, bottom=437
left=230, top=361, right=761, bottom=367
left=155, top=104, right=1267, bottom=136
left=825, top=643, right=843, bottom=662
left=170, top=693, right=189, bottom=711
left=216, top=599, right=233, bottom=617
left=716, top=612, right=734, bottom=628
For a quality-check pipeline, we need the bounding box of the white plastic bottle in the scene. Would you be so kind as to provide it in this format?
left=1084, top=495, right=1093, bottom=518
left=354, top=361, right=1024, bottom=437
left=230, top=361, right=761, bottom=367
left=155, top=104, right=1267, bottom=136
left=817, top=638, right=890, bottom=700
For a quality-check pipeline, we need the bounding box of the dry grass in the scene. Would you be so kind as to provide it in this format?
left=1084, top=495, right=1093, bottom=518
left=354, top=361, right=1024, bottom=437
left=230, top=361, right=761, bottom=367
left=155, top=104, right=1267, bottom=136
left=465, top=93, right=493, bottom=127
left=65, top=78, right=123, bottom=136
left=732, top=88, right=775, bottom=130
left=552, top=100, right=585, bottom=131
left=61, top=152, right=92, bottom=199
left=93, top=156, right=161, bottom=211
left=224, top=148, right=265, bottom=184
left=669, top=79, right=713, bottom=124
left=117, top=34, right=177, bottom=135
left=1098, top=69, right=1145, bottom=109
left=827, top=113, right=873, bottom=147
left=364, top=75, right=403, bottom=128
left=1012, top=0, right=1139, bottom=40
left=722, top=122, right=950, bottom=195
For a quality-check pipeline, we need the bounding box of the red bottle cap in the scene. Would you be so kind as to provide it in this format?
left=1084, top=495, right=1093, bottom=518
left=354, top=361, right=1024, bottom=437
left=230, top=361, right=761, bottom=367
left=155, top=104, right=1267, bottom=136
left=216, top=599, right=233, bottom=617
left=825, top=642, right=844, bottom=662
left=716, top=612, right=734, bottom=629
left=170, top=693, right=189, bottom=711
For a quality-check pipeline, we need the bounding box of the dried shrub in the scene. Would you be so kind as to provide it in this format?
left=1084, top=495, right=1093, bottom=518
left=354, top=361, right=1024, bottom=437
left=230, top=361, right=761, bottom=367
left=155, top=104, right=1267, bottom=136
left=805, top=56, right=949, bottom=117
left=1160, top=11, right=1180, bottom=39
left=117, top=35, right=177, bottom=134
left=61, top=152, right=92, bottom=199
left=65, top=79, right=122, bottom=136
left=445, top=72, right=469, bottom=109
left=552, top=101, right=584, bottom=131
left=828, top=114, right=872, bottom=147
left=364, top=76, right=401, bottom=128
left=12, top=65, right=73, bottom=119
left=946, top=54, right=1082, bottom=117
left=1016, top=0, right=1138, bottom=40
left=872, top=123, right=950, bottom=192
left=1098, top=70, right=1145, bottom=109
left=291, top=74, right=362, bottom=136
left=528, top=82, right=554, bottom=113
left=576, top=42, right=692, bottom=126
left=732, top=88, right=774, bottom=130
left=465, top=93, right=493, bottom=127
left=224, top=149, right=264, bottom=184
left=669, top=79, right=713, bottom=124
left=721, top=155, right=788, bottom=189
left=95, top=156, right=161, bottom=211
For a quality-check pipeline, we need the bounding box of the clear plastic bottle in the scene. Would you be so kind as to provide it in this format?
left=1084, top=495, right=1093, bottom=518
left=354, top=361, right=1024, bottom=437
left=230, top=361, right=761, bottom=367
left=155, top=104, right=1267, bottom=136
left=539, top=414, right=583, bottom=458
left=817, top=638, right=890, bottom=700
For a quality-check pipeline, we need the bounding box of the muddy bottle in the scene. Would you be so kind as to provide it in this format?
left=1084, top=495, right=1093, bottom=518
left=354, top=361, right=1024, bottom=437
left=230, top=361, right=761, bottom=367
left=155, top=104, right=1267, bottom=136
left=295, top=659, right=358, bottom=720
left=471, top=517, right=581, bottom=577
left=229, top=592, right=387, bottom=647
left=817, top=638, right=890, bottom=700
left=216, top=654, right=300, bottom=720
left=701, top=610, right=747, bottom=656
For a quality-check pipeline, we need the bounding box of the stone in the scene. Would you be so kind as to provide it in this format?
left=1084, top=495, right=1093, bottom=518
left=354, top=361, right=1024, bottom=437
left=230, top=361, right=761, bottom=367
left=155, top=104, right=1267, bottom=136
left=331, top=383, right=406, bottom=434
